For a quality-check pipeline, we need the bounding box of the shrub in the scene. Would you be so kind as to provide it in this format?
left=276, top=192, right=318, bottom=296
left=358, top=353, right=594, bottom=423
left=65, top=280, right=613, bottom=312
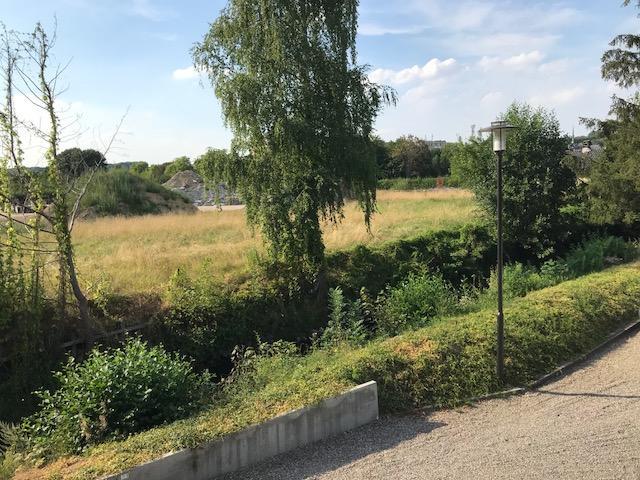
left=452, top=103, right=577, bottom=259
left=20, top=338, right=213, bottom=458
left=11, top=263, right=640, bottom=480
left=377, top=176, right=461, bottom=190
left=376, top=273, right=459, bottom=336
left=469, top=236, right=638, bottom=311
left=319, top=287, right=369, bottom=347
left=564, top=235, right=638, bottom=276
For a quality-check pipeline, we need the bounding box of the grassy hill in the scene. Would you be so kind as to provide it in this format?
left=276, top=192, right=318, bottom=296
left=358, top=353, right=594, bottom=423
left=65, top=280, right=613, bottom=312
left=78, top=170, right=196, bottom=219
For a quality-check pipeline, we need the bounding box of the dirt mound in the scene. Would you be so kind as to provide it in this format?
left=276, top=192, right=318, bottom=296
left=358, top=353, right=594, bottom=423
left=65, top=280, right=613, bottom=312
left=163, top=170, right=216, bottom=205
left=163, top=170, right=203, bottom=189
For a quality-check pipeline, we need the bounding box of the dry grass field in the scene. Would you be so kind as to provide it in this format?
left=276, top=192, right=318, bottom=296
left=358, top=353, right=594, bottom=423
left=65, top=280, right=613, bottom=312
left=72, top=189, right=477, bottom=294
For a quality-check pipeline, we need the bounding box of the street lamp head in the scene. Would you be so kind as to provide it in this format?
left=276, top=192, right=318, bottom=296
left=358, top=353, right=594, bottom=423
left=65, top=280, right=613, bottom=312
left=479, top=120, right=516, bottom=153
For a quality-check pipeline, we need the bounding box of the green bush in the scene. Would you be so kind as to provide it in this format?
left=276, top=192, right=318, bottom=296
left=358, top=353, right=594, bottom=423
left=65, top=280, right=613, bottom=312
left=11, top=263, right=640, bottom=480
left=377, top=176, right=461, bottom=190
left=319, top=287, right=369, bottom=347
left=376, top=273, right=459, bottom=336
left=159, top=224, right=495, bottom=372
left=564, top=235, right=638, bottom=276
left=468, top=236, right=638, bottom=311
left=20, top=338, right=213, bottom=458
left=452, top=103, right=577, bottom=259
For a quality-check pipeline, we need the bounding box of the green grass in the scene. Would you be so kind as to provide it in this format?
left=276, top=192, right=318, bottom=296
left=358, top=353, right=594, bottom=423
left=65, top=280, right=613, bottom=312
left=12, top=261, right=640, bottom=480
left=79, top=169, right=194, bottom=217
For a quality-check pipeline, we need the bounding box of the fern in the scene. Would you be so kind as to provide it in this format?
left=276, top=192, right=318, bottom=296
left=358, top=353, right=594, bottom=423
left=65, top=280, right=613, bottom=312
left=0, top=422, right=17, bottom=455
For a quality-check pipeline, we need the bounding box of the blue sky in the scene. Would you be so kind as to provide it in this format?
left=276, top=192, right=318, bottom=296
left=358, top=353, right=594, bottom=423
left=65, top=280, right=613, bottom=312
left=3, top=0, right=638, bottom=166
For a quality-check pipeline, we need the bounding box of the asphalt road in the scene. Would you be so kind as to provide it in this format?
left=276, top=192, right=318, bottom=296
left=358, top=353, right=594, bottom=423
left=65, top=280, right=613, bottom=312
left=222, top=330, right=640, bottom=480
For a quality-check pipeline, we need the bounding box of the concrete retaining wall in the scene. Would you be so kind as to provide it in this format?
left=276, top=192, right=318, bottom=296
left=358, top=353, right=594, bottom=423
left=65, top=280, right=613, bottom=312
left=105, top=381, right=378, bottom=480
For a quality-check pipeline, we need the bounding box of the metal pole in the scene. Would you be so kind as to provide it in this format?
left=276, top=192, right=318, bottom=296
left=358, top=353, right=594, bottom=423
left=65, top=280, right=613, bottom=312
left=496, top=150, right=505, bottom=383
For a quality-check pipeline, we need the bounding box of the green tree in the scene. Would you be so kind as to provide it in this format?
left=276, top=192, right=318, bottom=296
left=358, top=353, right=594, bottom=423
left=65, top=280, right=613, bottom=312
left=387, top=135, right=433, bottom=178
left=164, top=156, right=192, bottom=180
left=371, top=136, right=392, bottom=178
left=129, top=161, right=149, bottom=175
left=193, top=0, right=394, bottom=273
left=583, top=0, right=640, bottom=224
left=57, top=148, right=106, bottom=179
left=455, top=103, right=576, bottom=258
left=144, top=164, right=167, bottom=183
left=431, top=143, right=455, bottom=177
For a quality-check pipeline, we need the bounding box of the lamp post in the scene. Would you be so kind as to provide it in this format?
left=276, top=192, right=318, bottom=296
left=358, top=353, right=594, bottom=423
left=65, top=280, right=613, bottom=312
left=479, top=120, right=516, bottom=383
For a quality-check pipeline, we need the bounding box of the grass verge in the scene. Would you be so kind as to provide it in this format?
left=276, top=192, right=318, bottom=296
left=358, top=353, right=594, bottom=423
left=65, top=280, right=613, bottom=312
left=9, top=261, right=640, bottom=480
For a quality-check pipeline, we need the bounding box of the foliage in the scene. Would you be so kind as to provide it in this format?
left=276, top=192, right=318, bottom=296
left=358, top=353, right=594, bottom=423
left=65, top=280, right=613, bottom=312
left=20, top=338, right=213, bottom=459
left=467, top=236, right=638, bottom=311
left=161, top=266, right=326, bottom=371
left=129, top=162, right=149, bottom=175
left=326, top=222, right=495, bottom=297
left=563, top=235, right=638, bottom=276
left=377, top=176, right=461, bottom=190
left=163, top=156, right=193, bottom=180
left=582, top=0, right=640, bottom=225
left=0, top=422, right=17, bottom=456
left=319, top=287, right=369, bottom=347
left=585, top=95, right=640, bottom=225
left=79, top=169, right=191, bottom=217
left=385, top=135, right=433, bottom=178
left=11, top=263, right=640, bottom=479
left=452, top=103, right=577, bottom=259
left=193, top=0, right=395, bottom=272
left=57, top=148, right=107, bottom=180
left=375, top=272, right=459, bottom=336
left=158, top=223, right=494, bottom=371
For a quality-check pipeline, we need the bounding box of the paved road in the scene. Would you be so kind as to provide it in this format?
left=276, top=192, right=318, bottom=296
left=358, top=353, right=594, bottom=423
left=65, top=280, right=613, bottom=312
left=222, top=330, right=640, bottom=480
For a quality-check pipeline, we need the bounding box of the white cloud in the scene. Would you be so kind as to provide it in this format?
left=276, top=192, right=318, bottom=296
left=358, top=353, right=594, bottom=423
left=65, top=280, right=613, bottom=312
left=481, top=91, right=503, bottom=106
left=539, top=59, right=571, bottom=74
left=172, top=66, right=200, bottom=81
left=551, top=87, right=587, bottom=104
left=503, top=51, right=545, bottom=68
left=478, top=51, right=544, bottom=71
left=358, top=23, right=425, bottom=36
left=130, top=0, right=165, bottom=21
left=369, top=58, right=457, bottom=85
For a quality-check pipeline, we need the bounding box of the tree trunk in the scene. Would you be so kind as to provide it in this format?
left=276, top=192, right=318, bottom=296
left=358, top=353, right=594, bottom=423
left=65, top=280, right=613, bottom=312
left=65, top=248, right=91, bottom=344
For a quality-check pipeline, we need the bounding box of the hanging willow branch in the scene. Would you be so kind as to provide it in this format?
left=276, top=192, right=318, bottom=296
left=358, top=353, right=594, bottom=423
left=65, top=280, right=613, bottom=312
left=193, top=0, right=395, bottom=276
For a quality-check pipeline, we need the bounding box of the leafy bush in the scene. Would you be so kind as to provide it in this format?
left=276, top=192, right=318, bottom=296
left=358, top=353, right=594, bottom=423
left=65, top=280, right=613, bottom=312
left=21, top=338, right=213, bottom=458
left=161, top=267, right=326, bottom=371
left=469, top=236, right=638, bottom=311
left=377, top=176, right=461, bottom=190
left=11, top=263, right=640, bottom=480
left=564, top=235, right=638, bottom=276
left=376, top=273, right=459, bottom=336
left=319, top=287, right=369, bottom=347
left=452, top=103, right=577, bottom=259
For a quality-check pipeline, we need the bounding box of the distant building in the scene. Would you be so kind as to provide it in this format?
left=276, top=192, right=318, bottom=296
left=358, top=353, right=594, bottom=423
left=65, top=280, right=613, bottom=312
left=426, top=140, right=447, bottom=150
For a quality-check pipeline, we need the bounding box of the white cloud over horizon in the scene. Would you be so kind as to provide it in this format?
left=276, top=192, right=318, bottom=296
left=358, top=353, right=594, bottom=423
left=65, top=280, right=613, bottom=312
left=172, top=66, right=200, bottom=80
left=369, top=58, right=458, bottom=85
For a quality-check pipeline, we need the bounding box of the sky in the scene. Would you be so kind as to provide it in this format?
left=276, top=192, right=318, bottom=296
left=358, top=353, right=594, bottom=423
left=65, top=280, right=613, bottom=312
left=2, top=0, right=639, bottom=166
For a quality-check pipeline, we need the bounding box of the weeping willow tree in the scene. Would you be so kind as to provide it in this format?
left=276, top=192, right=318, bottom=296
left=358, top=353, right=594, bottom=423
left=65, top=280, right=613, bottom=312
left=193, top=0, right=395, bottom=276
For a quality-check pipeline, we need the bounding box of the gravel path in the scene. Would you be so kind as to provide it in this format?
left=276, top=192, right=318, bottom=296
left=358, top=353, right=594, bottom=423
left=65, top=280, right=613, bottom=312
left=221, top=330, right=640, bottom=480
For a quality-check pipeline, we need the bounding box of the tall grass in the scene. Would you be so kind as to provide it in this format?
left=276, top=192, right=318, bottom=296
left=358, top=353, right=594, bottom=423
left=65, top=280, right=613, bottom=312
left=80, top=170, right=191, bottom=217
left=72, top=190, right=477, bottom=294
